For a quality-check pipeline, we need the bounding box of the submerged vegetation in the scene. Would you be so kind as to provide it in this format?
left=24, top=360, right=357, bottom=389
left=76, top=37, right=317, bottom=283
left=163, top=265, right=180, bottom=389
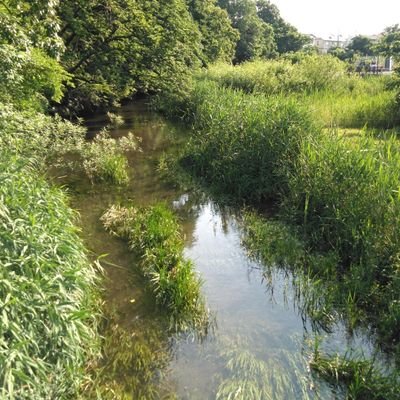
left=102, top=204, right=209, bottom=331
left=310, top=348, right=400, bottom=400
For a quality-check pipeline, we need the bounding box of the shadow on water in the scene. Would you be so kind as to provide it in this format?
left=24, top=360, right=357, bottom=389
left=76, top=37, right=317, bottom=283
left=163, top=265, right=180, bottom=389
left=62, top=101, right=391, bottom=399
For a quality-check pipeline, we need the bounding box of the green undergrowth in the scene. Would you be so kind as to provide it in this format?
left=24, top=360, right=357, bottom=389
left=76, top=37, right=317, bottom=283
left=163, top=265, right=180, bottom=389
left=0, top=152, right=100, bottom=399
left=101, top=204, right=209, bottom=332
left=0, top=104, right=137, bottom=185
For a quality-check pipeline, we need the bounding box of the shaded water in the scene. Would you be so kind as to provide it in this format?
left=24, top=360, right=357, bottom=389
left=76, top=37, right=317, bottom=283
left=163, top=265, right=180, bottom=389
left=73, top=101, right=386, bottom=399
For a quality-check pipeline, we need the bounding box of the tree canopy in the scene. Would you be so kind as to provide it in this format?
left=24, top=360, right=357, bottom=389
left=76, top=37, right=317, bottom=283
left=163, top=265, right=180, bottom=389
left=0, top=0, right=320, bottom=113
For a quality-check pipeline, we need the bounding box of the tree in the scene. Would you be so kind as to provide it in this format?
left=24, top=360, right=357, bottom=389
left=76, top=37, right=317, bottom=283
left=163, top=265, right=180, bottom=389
left=0, top=0, right=63, bottom=57
left=187, top=0, right=239, bottom=64
left=218, top=0, right=276, bottom=62
left=0, top=1, right=69, bottom=109
left=378, top=25, right=400, bottom=60
left=256, top=0, right=310, bottom=54
left=346, top=35, right=375, bottom=57
left=58, top=0, right=203, bottom=113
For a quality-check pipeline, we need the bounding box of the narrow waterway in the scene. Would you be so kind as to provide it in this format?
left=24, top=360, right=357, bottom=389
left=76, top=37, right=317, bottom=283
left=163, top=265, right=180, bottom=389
left=72, top=101, right=387, bottom=399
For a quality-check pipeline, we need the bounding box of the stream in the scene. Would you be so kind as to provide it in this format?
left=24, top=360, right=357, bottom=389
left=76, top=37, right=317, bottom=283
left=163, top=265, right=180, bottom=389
left=71, top=101, right=388, bottom=399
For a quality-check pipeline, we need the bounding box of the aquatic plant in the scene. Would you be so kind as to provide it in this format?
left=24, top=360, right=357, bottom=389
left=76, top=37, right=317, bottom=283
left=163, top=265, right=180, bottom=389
left=0, top=153, right=100, bottom=399
left=83, top=310, right=175, bottom=400
left=310, top=346, right=400, bottom=400
left=0, top=104, right=138, bottom=185
left=101, top=204, right=209, bottom=331
left=107, top=111, right=125, bottom=127
left=81, top=129, right=138, bottom=185
left=215, top=337, right=316, bottom=400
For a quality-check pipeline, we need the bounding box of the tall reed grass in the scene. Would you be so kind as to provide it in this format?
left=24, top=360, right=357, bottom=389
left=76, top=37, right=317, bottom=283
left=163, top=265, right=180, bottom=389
left=101, top=204, right=208, bottom=331
left=201, top=58, right=399, bottom=129
left=166, top=79, right=318, bottom=202
left=0, top=152, right=99, bottom=399
left=158, top=68, right=400, bottom=394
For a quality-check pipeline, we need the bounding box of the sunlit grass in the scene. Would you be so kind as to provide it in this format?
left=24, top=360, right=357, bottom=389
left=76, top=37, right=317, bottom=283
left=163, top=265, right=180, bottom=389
left=0, top=152, right=100, bottom=399
left=310, top=344, right=400, bottom=400
left=101, top=204, right=209, bottom=332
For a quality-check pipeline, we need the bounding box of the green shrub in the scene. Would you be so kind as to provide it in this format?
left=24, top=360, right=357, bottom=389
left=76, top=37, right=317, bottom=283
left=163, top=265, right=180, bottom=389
left=0, top=153, right=99, bottom=399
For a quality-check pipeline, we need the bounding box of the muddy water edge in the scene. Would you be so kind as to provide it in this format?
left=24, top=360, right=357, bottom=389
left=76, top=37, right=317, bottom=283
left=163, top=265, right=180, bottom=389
left=68, top=101, right=391, bottom=399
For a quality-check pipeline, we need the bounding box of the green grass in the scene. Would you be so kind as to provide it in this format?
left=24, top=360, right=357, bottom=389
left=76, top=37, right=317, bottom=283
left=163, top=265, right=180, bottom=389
left=166, top=79, right=318, bottom=202
left=101, top=204, right=208, bottom=331
left=157, top=64, right=400, bottom=395
left=200, top=59, right=399, bottom=130
left=310, top=349, right=400, bottom=400
left=0, top=152, right=100, bottom=399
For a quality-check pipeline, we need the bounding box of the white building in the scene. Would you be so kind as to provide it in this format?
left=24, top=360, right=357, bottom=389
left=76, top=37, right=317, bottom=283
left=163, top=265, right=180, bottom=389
left=309, top=34, right=350, bottom=54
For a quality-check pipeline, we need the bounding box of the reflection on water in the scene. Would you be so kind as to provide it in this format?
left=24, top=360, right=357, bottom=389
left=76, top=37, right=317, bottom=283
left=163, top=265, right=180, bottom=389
left=71, top=101, right=385, bottom=399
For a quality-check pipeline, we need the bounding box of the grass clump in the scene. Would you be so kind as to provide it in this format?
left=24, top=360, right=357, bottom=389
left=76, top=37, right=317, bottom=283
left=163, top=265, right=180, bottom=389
left=171, top=79, right=318, bottom=202
left=0, top=153, right=99, bottom=399
left=310, top=349, right=400, bottom=400
left=101, top=204, right=208, bottom=331
left=80, top=130, right=138, bottom=185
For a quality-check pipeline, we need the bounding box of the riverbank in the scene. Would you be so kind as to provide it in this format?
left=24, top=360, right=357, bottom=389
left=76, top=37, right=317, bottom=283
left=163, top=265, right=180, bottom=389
left=0, top=149, right=100, bottom=398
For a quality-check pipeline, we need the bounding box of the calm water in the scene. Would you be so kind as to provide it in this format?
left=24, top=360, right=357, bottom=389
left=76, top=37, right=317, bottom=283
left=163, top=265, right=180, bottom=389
left=72, top=101, right=386, bottom=399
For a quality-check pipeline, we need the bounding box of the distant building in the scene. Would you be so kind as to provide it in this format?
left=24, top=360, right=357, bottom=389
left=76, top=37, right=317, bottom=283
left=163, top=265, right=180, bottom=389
left=309, top=34, right=349, bottom=54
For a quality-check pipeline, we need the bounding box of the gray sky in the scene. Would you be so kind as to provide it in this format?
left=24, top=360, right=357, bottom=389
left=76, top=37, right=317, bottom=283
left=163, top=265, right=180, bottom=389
left=270, top=0, right=400, bottom=39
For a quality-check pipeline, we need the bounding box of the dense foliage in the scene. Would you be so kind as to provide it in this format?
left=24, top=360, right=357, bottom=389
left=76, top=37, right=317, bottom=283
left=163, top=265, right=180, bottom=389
left=218, top=0, right=309, bottom=62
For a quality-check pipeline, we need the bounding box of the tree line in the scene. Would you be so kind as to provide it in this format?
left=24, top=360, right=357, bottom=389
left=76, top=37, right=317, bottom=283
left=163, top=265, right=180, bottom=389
left=0, top=0, right=310, bottom=114
left=1, top=0, right=399, bottom=115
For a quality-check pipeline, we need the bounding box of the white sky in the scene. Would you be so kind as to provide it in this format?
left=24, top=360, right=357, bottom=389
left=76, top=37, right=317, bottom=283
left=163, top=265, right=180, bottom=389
left=270, top=0, right=400, bottom=40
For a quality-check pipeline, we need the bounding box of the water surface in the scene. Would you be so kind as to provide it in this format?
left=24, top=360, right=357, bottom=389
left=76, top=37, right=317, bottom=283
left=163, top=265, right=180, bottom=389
left=72, top=101, right=386, bottom=399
